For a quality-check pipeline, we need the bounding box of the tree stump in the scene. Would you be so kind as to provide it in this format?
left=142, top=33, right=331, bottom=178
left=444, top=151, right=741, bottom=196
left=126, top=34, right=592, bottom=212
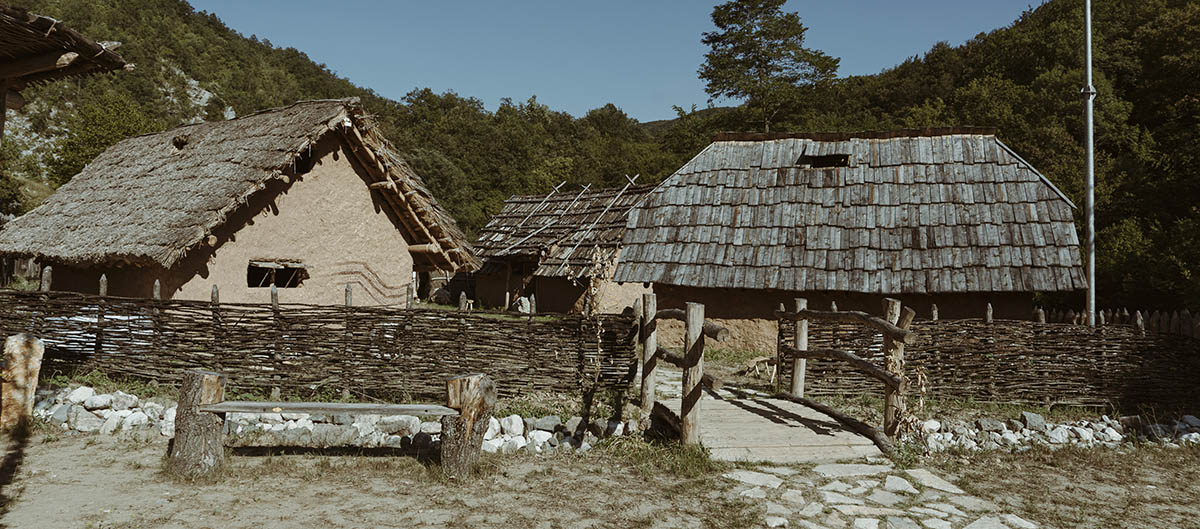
left=1, top=334, right=45, bottom=430
left=439, top=374, right=496, bottom=479
left=167, top=370, right=227, bottom=477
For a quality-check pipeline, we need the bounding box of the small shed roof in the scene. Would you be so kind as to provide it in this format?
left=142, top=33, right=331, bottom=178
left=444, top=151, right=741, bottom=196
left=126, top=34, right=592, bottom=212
left=475, top=184, right=655, bottom=278
left=612, top=130, right=1086, bottom=294
left=0, top=6, right=128, bottom=87
left=0, top=98, right=478, bottom=272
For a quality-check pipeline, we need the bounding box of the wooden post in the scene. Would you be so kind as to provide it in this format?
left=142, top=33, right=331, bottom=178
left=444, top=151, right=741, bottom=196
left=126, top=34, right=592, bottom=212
left=1035, top=307, right=1046, bottom=324
left=883, top=298, right=901, bottom=325
left=271, top=284, right=282, bottom=396
left=791, top=298, right=808, bottom=397
left=1098, top=311, right=1106, bottom=326
left=1, top=334, right=45, bottom=430
left=775, top=302, right=785, bottom=394
left=681, top=302, right=704, bottom=445
left=1066, top=309, right=1077, bottom=326
left=1134, top=310, right=1145, bottom=334
left=345, top=283, right=353, bottom=306
left=210, top=285, right=222, bottom=364
left=406, top=281, right=415, bottom=309
left=1170, top=311, right=1181, bottom=335
left=640, top=293, right=657, bottom=413
left=95, top=274, right=107, bottom=355
left=985, top=302, right=993, bottom=323
left=930, top=303, right=939, bottom=321
left=883, top=302, right=913, bottom=441
left=458, top=291, right=468, bottom=312
left=167, top=370, right=227, bottom=477
left=39, top=265, right=51, bottom=292
left=439, top=373, right=497, bottom=479
left=529, top=293, right=537, bottom=314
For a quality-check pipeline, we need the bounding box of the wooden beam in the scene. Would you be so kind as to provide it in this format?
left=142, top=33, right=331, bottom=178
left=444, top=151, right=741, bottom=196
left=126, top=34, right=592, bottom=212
left=640, top=293, right=658, bottom=413
left=780, top=345, right=901, bottom=390
left=777, top=308, right=915, bottom=344
left=655, top=308, right=729, bottom=342
left=199, top=401, right=459, bottom=416
left=409, top=243, right=443, bottom=254
left=777, top=392, right=894, bottom=457
left=681, top=302, right=704, bottom=445
left=368, top=180, right=396, bottom=192
left=0, top=51, right=80, bottom=79
left=655, top=346, right=722, bottom=390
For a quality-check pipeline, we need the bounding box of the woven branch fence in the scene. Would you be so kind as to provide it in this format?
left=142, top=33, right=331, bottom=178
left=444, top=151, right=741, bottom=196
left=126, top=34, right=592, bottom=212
left=779, top=318, right=1200, bottom=410
left=0, top=290, right=637, bottom=401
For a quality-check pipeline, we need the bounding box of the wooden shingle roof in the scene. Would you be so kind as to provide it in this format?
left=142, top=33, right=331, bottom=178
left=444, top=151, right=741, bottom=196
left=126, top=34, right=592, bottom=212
left=612, top=132, right=1085, bottom=294
left=475, top=184, right=655, bottom=278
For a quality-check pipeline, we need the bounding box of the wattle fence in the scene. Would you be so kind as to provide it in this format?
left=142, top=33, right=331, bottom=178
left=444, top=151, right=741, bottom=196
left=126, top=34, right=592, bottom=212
left=0, top=289, right=638, bottom=401
left=778, top=317, right=1200, bottom=410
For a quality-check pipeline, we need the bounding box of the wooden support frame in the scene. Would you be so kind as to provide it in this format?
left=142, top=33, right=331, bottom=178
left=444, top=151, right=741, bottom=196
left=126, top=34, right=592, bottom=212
left=777, top=308, right=915, bottom=344
left=791, top=298, right=808, bottom=397
left=639, top=293, right=657, bottom=413
left=680, top=302, right=704, bottom=445
left=654, top=308, right=729, bottom=342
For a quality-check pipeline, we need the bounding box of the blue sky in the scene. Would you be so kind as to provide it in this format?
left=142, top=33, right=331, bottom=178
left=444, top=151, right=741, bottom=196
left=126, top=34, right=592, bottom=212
left=187, top=1, right=1045, bottom=122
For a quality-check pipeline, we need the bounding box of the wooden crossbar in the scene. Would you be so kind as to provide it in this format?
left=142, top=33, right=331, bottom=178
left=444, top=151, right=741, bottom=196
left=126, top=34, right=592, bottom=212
left=198, top=401, right=459, bottom=416
left=776, top=309, right=915, bottom=344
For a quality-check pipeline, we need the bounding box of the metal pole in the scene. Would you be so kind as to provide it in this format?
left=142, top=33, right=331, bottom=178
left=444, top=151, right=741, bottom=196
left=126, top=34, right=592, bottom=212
left=1083, top=0, right=1097, bottom=327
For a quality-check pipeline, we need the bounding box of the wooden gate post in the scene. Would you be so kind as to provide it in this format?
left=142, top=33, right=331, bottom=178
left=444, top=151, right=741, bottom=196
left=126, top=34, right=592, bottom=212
left=681, top=302, right=704, bottom=445
left=791, top=298, right=808, bottom=397
left=95, top=274, right=107, bottom=355
left=440, top=373, right=497, bottom=479
left=167, top=370, right=227, bottom=477
left=1, top=334, right=45, bottom=430
left=883, top=302, right=916, bottom=440
left=639, top=293, right=657, bottom=413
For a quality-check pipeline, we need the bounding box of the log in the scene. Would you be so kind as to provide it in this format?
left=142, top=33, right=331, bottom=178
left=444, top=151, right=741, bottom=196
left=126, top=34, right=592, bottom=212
left=883, top=298, right=901, bottom=325
left=368, top=180, right=396, bottom=192
left=439, top=374, right=496, bottom=479
left=792, top=298, right=808, bottom=397
left=778, top=309, right=915, bottom=344
left=883, top=306, right=914, bottom=440
left=1035, top=308, right=1046, bottom=324
left=167, top=370, right=227, bottom=477
left=655, top=346, right=722, bottom=390
left=0, top=50, right=80, bottom=79
left=780, top=345, right=901, bottom=390
left=39, top=265, right=51, bottom=292
left=654, top=308, right=728, bottom=342
left=777, top=392, right=894, bottom=457
left=640, top=293, right=657, bottom=413
left=409, top=243, right=442, bottom=254
left=680, top=302, right=704, bottom=445
left=1, top=334, right=45, bottom=430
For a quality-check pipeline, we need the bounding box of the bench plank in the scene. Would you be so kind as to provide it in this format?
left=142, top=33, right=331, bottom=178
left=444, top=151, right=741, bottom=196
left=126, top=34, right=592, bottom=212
left=199, top=401, right=459, bottom=416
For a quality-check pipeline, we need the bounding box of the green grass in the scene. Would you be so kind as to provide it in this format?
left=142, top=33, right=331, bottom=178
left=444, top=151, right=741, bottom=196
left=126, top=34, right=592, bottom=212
left=44, top=370, right=178, bottom=401
left=703, top=348, right=766, bottom=369
left=590, top=434, right=729, bottom=479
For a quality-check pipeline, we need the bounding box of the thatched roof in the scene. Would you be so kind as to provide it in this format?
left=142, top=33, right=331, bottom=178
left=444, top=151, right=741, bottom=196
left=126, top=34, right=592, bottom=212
left=613, top=130, right=1085, bottom=294
left=0, top=6, right=129, bottom=88
left=0, top=98, right=479, bottom=272
left=475, top=184, right=654, bottom=278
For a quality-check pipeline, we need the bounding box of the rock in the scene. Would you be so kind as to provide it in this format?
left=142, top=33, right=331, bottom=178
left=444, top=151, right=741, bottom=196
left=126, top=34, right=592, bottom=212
left=1047, top=426, right=1070, bottom=444
left=766, top=502, right=791, bottom=516
left=924, top=503, right=967, bottom=518
left=835, top=505, right=907, bottom=517
left=606, top=420, right=624, bottom=437
left=884, top=475, right=919, bottom=494
left=99, top=415, right=122, bottom=436
left=524, top=417, right=537, bottom=435
left=764, top=516, right=789, bottom=528
left=819, top=480, right=852, bottom=491
left=626, top=419, right=639, bottom=435
left=885, top=517, right=921, bottom=529
left=975, top=418, right=1005, bottom=432
left=49, top=404, right=70, bottom=425
left=110, top=391, right=139, bottom=411
left=122, top=411, right=150, bottom=429
left=534, top=416, right=561, bottom=432
left=1019, top=411, right=1046, bottom=431
left=1180, top=432, right=1200, bottom=445
left=867, top=489, right=906, bottom=507
left=141, top=402, right=165, bottom=422
left=419, top=421, right=441, bottom=435
left=310, top=424, right=357, bottom=447
left=1000, top=431, right=1020, bottom=446
left=904, top=469, right=964, bottom=494
left=1073, top=427, right=1094, bottom=443
left=921, top=419, right=941, bottom=433
left=481, top=438, right=503, bottom=454
left=483, top=416, right=501, bottom=440
left=500, top=436, right=527, bottom=454
left=68, top=406, right=104, bottom=432
left=280, top=412, right=309, bottom=421
left=500, top=414, right=524, bottom=437
left=1001, top=514, right=1038, bottom=529
left=377, top=415, right=421, bottom=436
left=1146, top=423, right=1173, bottom=441
left=820, top=491, right=864, bottom=505
left=962, top=516, right=1008, bottom=529
left=565, top=416, right=583, bottom=434
left=948, top=495, right=998, bottom=513
left=920, top=519, right=952, bottom=529
left=160, top=406, right=176, bottom=437
left=740, top=487, right=767, bottom=499
left=83, top=394, right=113, bottom=410
left=1182, top=415, right=1200, bottom=429
left=780, top=489, right=805, bottom=504
left=908, top=507, right=948, bottom=519
left=411, top=432, right=435, bottom=450
left=528, top=430, right=553, bottom=449
left=797, top=502, right=824, bottom=517
left=813, top=463, right=892, bottom=478
left=854, top=519, right=880, bottom=529
left=259, top=412, right=284, bottom=424
left=722, top=470, right=784, bottom=488
left=65, top=386, right=95, bottom=404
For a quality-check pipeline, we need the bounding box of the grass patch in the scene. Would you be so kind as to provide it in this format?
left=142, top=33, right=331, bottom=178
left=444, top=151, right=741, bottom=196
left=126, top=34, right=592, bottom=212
left=703, top=348, right=765, bottom=369
left=44, top=370, right=178, bottom=401
left=590, top=435, right=729, bottom=479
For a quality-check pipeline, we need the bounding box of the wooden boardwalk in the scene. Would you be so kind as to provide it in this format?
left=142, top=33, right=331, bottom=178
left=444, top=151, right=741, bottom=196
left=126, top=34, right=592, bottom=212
left=657, top=369, right=882, bottom=464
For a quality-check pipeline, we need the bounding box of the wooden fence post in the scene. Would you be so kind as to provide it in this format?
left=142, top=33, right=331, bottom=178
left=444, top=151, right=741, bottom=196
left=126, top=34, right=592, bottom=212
left=406, top=281, right=415, bottom=309
left=211, top=285, right=222, bottom=366
left=271, top=284, right=282, bottom=398
left=791, top=298, right=808, bottom=397
left=440, top=373, right=497, bottom=479
left=95, top=274, right=107, bottom=355
left=985, top=302, right=993, bottom=323
left=883, top=300, right=913, bottom=440
left=1134, top=311, right=1145, bottom=334
left=39, top=265, right=51, bottom=292
left=930, top=303, right=938, bottom=321
left=640, top=293, right=657, bottom=413
left=1098, top=311, right=1106, bottom=326
left=681, top=302, right=704, bottom=445
left=167, top=370, right=227, bottom=477
left=1, top=334, right=45, bottom=430
left=1035, top=307, right=1046, bottom=324
left=883, top=298, right=901, bottom=325
left=345, top=283, right=353, bottom=307
left=458, top=291, right=468, bottom=312
left=529, top=293, right=537, bottom=314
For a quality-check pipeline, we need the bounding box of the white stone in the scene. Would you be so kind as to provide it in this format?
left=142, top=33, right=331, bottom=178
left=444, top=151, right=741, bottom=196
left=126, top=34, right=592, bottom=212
left=814, top=463, right=893, bottom=478
left=1000, top=431, right=1020, bottom=445
left=923, top=503, right=967, bottom=518
left=1047, top=426, right=1070, bottom=444
left=122, top=411, right=149, bottom=429
left=287, top=418, right=314, bottom=430
left=819, top=480, right=852, bottom=491
left=962, top=516, right=1008, bottom=529
left=377, top=415, right=420, bottom=436
left=259, top=412, right=284, bottom=424
left=834, top=505, right=907, bottom=517
left=885, top=517, right=921, bottom=529
left=921, top=419, right=941, bottom=433
left=160, top=406, right=176, bottom=437
left=419, top=421, right=441, bottom=434
left=780, top=489, right=805, bottom=504
left=110, top=391, right=139, bottom=411
left=280, top=412, right=309, bottom=421
left=1101, top=427, right=1122, bottom=442
left=819, top=491, right=864, bottom=505
left=500, top=414, right=524, bottom=436
left=766, top=502, right=792, bottom=515
left=904, top=469, right=964, bottom=494
left=867, top=490, right=906, bottom=507
left=1181, top=432, right=1200, bottom=445
left=948, top=495, right=998, bottom=513
left=1001, top=514, right=1038, bottom=529
left=797, top=502, right=824, bottom=517
left=66, top=386, right=96, bottom=404
left=99, top=415, right=122, bottom=435
left=764, top=516, right=789, bottom=528
left=484, top=416, right=501, bottom=440
left=528, top=430, right=553, bottom=448
left=500, top=436, right=527, bottom=454
left=1182, top=415, right=1200, bottom=428
left=722, top=470, right=784, bottom=488
left=68, top=406, right=104, bottom=432
left=885, top=475, right=919, bottom=494
left=920, top=519, right=952, bottom=529
left=113, top=409, right=132, bottom=419
left=1073, top=427, right=1094, bottom=443
left=856, top=479, right=880, bottom=489
left=740, top=487, right=767, bottom=499
left=908, top=507, right=948, bottom=518
left=481, top=438, right=503, bottom=453
left=854, top=519, right=880, bottom=529
left=83, top=394, right=113, bottom=410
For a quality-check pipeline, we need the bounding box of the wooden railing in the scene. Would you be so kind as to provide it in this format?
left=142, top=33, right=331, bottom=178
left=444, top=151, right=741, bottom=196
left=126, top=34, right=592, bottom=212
left=775, top=297, right=916, bottom=452
left=635, top=293, right=727, bottom=445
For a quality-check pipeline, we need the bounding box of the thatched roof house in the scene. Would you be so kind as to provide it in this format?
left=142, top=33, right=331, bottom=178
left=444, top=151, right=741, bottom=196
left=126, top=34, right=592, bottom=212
left=0, top=98, right=478, bottom=304
left=613, top=129, right=1085, bottom=350
left=473, top=184, right=654, bottom=313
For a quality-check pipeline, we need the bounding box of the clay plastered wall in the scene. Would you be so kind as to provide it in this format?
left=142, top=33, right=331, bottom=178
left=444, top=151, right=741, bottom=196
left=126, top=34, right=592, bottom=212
left=172, top=136, right=414, bottom=305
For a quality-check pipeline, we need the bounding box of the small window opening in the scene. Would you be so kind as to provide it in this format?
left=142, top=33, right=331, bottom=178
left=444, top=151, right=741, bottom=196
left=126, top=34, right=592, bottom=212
left=797, top=154, right=850, bottom=168
left=247, top=259, right=308, bottom=288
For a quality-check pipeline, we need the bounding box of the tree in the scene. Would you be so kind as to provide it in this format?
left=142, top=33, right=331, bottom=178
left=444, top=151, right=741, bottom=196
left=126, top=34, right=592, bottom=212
left=698, top=0, right=839, bottom=132
left=45, top=90, right=160, bottom=187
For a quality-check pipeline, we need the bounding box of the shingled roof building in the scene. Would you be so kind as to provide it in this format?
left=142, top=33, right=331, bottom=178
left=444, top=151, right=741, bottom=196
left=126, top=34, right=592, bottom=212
left=0, top=99, right=478, bottom=304
left=474, top=184, right=654, bottom=313
left=613, top=129, right=1085, bottom=351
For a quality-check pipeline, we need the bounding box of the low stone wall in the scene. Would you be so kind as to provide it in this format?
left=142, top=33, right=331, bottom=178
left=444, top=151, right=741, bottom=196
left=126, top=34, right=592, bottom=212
left=779, top=319, right=1200, bottom=409
left=909, top=411, right=1200, bottom=454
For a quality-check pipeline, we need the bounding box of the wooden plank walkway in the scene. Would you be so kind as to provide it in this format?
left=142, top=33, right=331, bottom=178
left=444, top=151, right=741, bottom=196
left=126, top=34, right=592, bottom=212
left=657, top=368, right=881, bottom=464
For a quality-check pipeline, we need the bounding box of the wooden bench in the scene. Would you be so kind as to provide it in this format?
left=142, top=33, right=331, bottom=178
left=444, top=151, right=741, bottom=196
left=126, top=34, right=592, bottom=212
left=166, top=370, right=496, bottom=479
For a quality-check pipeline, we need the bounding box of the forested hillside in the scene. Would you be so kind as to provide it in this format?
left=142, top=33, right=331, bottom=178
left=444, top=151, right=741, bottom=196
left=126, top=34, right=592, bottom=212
left=1, top=0, right=1197, bottom=309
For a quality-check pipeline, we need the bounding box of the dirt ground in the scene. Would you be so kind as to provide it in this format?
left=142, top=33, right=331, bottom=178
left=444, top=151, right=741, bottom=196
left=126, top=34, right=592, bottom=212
left=0, top=432, right=757, bottom=529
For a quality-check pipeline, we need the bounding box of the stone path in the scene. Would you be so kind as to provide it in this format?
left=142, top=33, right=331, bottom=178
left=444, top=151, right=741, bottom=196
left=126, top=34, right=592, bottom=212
left=655, top=366, right=881, bottom=463
left=722, top=463, right=1041, bottom=529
